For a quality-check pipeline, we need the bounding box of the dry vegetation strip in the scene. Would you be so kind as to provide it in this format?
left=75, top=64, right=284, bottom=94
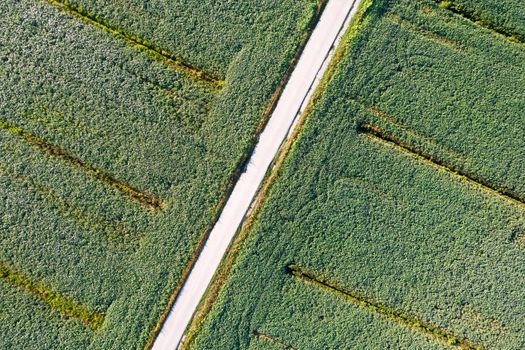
left=288, top=264, right=483, bottom=349
left=0, top=262, right=105, bottom=330
left=432, top=0, right=525, bottom=45
left=0, top=119, right=164, bottom=211
left=253, top=330, right=298, bottom=350
left=40, top=0, right=224, bottom=90
left=358, top=122, right=525, bottom=208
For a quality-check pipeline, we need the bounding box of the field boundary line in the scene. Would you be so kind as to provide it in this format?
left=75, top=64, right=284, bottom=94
left=253, top=330, right=298, bottom=350
left=431, top=0, right=525, bottom=47
left=287, top=264, right=483, bottom=349
left=358, top=122, right=525, bottom=208
left=0, top=119, right=164, bottom=211
left=40, top=0, right=224, bottom=90
left=0, top=262, right=105, bottom=330
left=175, top=1, right=376, bottom=349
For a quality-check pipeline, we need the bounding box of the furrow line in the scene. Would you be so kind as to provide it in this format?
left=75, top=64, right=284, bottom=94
left=0, top=119, right=164, bottom=211
left=358, top=122, right=525, bottom=208
left=0, top=262, right=105, bottom=330
left=351, top=100, right=466, bottom=161
left=287, top=264, right=483, bottom=349
left=40, top=0, right=224, bottom=90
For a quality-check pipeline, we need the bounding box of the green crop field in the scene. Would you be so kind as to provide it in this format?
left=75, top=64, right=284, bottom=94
left=188, top=0, right=525, bottom=349
left=433, top=0, right=525, bottom=41
left=0, top=0, right=324, bottom=348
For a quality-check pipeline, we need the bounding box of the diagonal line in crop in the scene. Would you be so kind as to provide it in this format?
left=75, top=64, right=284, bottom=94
left=39, top=0, right=224, bottom=91
left=287, top=264, right=483, bottom=349
left=351, top=100, right=466, bottom=162
left=358, top=122, right=525, bottom=209
left=0, top=262, right=105, bottom=330
left=385, top=13, right=464, bottom=51
left=0, top=164, right=134, bottom=242
left=0, top=119, right=164, bottom=211
left=431, top=0, right=525, bottom=47
left=253, top=330, right=298, bottom=350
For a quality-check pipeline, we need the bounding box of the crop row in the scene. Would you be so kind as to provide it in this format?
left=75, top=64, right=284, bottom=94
left=0, top=164, right=132, bottom=243
left=0, top=262, right=104, bottom=330
left=432, top=0, right=525, bottom=45
left=385, top=13, right=464, bottom=51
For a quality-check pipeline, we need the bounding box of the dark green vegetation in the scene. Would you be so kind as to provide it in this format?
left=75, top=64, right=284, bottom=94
left=0, top=0, right=321, bottom=348
left=190, top=0, right=525, bottom=349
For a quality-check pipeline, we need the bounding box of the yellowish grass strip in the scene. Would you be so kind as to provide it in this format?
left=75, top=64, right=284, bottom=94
left=41, top=0, right=224, bottom=90
left=0, top=262, right=104, bottom=330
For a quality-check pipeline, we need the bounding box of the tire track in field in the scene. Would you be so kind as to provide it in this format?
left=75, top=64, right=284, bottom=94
left=431, top=0, right=525, bottom=47
left=0, top=164, right=135, bottom=244
left=384, top=13, right=465, bottom=51
left=0, top=262, right=105, bottom=330
left=253, top=330, right=298, bottom=350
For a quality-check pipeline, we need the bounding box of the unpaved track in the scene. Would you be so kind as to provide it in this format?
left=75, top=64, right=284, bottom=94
left=152, top=0, right=361, bottom=348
